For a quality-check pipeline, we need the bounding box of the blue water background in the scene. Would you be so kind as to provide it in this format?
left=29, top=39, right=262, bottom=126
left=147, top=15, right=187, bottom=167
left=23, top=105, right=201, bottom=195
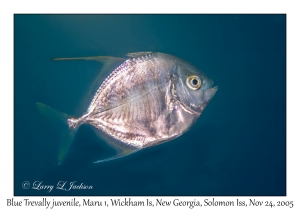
left=14, top=14, right=286, bottom=196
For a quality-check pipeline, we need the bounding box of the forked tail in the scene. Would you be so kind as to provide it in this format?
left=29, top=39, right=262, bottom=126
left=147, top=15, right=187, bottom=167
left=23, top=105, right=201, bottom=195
left=36, top=102, right=80, bottom=164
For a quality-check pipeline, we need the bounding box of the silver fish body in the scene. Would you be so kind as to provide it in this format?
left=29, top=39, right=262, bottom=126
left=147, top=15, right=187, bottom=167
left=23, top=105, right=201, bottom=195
left=37, top=52, right=218, bottom=164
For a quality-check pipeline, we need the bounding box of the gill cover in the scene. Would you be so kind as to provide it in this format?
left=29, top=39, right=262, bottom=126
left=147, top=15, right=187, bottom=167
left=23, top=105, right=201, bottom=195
left=173, top=58, right=218, bottom=114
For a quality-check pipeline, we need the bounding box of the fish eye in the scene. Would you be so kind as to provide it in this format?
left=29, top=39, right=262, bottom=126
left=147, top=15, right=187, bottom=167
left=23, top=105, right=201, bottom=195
left=186, top=75, right=201, bottom=90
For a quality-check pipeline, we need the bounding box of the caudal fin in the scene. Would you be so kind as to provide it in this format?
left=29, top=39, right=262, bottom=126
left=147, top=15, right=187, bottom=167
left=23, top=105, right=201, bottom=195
left=36, top=102, right=79, bottom=165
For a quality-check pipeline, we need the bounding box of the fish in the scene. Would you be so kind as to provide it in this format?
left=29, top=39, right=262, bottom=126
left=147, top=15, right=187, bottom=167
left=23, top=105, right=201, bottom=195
left=36, top=52, right=218, bottom=164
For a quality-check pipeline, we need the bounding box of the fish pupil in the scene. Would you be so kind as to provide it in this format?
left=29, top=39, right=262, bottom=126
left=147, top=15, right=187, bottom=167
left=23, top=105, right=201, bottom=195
left=192, top=79, right=198, bottom=85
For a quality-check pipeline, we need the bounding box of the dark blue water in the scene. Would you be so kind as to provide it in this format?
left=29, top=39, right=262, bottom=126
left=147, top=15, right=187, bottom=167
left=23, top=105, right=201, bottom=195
left=14, top=14, right=286, bottom=196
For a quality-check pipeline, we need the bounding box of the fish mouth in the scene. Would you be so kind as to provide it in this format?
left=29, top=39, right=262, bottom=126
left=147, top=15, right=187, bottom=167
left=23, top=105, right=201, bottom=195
left=204, top=86, right=218, bottom=103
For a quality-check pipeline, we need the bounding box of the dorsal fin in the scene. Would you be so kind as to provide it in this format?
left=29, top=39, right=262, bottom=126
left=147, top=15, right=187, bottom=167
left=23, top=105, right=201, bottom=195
left=53, top=56, right=126, bottom=112
left=53, top=56, right=125, bottom=66
left=126, top=52, right=153, bottom=58
left=53, top=55, right=125, bottom=78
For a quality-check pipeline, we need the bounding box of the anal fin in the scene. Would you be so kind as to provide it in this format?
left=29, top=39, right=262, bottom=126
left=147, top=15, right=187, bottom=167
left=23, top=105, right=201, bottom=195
left=91, top=127, right=141, bottom=163
left=93, top=149, right=140, bottom=163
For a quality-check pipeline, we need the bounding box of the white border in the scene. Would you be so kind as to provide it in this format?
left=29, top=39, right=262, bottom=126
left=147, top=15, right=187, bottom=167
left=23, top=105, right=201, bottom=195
left=1, top=0, right=299, bottom=209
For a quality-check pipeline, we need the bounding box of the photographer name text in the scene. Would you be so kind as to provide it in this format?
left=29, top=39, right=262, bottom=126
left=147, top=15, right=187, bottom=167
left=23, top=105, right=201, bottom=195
left=22, top=181, right=93, bottom=193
